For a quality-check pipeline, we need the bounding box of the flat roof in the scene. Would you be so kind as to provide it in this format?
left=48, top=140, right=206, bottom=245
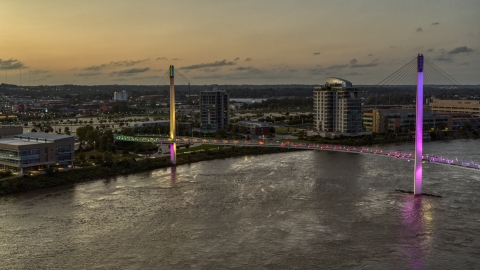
left=0, top=138, right=41, bottom=146
left=15, top=132, right=74, bottom=141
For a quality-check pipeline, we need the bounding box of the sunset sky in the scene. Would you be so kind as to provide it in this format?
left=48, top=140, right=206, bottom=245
left=1, top=0, right=479, bottom=85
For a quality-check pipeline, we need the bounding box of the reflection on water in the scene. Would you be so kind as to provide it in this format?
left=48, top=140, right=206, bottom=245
left=400, top=196, right=432, bottom=270
left=170, top=166, right=177, bottom=186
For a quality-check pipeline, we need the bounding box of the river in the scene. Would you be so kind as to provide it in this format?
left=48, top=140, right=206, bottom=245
left=1, top=140, right=480, bottom=269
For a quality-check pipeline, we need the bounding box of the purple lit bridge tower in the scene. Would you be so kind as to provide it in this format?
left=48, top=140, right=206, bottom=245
left=376, top=54, right=463, bottom=195
left=414, top=54, right=424, bottom=195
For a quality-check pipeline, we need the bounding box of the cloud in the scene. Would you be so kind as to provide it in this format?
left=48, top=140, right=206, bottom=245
left=172, top=58, right=180, bottom=61
left=156, top=57, right=168, bottom=61
left=193, top=66, right=297, bottom=81
left=110, top=59, right=149, bottom=66
left=416, top=27, right=423, bottom=32
left=75, top=72, right=103, bottom=77
left=345, top=72, right=364, bottom=76
left=432, top=22, right=439, bottom=25
left=203, top=67, right=220, bottom=72
left=30, top=75, right=53, bottom=82
left=234, top=57, right=240, bottom=61
left=84, top=64, right=106, bottom=71
left=447, top=46, right=474, bottom=54
left=326, top=64, right=348, bottom=70
left=28, top=70, right=49, bottom=75
left=457, top=62, right=470, bottom=66
left=313, top=52, right=320, bottom=55
left=0, top=59, right=25, bottom=70
left=245, top=58, right=252, bottom=61
left=233, top=66, right=258, bottom=71
left=132, top=75, right=161, bottom=80
left=426, top=48, right=434, bottom=52
left=434, top=54, right=452, bottom=62
left=110, top=67, right=150, bottom=76
left=350, top=59, right=378, bottom=68
left=180, top=59, right=235, bottom=70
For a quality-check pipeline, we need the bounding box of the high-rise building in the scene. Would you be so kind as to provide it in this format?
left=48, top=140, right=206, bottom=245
left=313, top=77, right=362, bottom=134
left=200, top=89, right=229, bottom=131
left=113, top=90, right=129, bottom=101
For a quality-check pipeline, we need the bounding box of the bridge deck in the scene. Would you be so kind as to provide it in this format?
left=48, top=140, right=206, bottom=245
left=114, top=135, right=480, bottom=170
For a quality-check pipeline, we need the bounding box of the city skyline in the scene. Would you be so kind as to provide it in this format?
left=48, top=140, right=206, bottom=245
left=1, top=0, right=479, bottom=85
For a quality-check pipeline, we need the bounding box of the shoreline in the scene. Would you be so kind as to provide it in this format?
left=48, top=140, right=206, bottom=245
left=0, top=146, right=300, bottom=196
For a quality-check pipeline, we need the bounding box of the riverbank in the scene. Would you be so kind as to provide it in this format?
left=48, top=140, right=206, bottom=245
left=0, top=146, right=299, bottom=196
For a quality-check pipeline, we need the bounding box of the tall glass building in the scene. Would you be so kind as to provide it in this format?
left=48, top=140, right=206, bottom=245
left=200, top=89, right=229, bottom=131
left=313, top=77, right=363, bottom=134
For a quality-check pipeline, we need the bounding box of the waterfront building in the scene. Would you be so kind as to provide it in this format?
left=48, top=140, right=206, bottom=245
left=0, top=132, right=74, bottom=174
left=313, top=77, right=363, bottom=136
left=200, top=89, right=229, bottom=131
left=429, top=99, right=480, bottom=117
left=362, top=107, right=480, bottom=134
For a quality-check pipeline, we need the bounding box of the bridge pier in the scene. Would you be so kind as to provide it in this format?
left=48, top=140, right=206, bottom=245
left=169, top=65, right=177, bottom=165
left=170, top=143, right=177, bottom=165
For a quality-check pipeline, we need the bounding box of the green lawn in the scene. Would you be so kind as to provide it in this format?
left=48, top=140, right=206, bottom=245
left=178, top=144, right=220, bottom=153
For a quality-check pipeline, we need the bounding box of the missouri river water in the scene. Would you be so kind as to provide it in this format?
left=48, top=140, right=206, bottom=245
left=1, top=140, right=480, bottom=269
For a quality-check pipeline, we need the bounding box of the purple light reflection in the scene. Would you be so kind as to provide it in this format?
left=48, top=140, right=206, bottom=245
left=401, top=196, right=428, bottom=270
left=170, top=166, right=177, bottom=186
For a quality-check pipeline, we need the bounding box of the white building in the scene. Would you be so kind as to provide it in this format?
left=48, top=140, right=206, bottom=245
left=313, top=77, right=363, bottom=136
left=113, top=90, right=130, bottom=101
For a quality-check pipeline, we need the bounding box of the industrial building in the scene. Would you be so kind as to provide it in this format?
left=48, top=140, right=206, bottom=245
left=429, top=99, right=480, bottom=117
left=363, top=108, right=453, bottom=134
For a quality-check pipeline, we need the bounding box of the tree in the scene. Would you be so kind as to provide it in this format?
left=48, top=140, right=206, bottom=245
left=215, top=129, right=226, bottom=139
left=298, top=130, right=305, bottom=140
left=103, top=151, right=113, bottom=163
left=78, top=151, right=85, bottom=162
left=120, top=127, right=135, bottom=136
left=150, top=99, right=157, bottom=108
left=98, top=135, right=108, bottom=152
left=77, top=126, right=94, bottom=142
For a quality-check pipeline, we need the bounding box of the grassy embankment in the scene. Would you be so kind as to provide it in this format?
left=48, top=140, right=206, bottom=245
left=0, top=145, right=298, bottom=196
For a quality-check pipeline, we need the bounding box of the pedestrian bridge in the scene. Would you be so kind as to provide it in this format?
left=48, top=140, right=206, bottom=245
left=114, top=135, right=480, bottom=171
